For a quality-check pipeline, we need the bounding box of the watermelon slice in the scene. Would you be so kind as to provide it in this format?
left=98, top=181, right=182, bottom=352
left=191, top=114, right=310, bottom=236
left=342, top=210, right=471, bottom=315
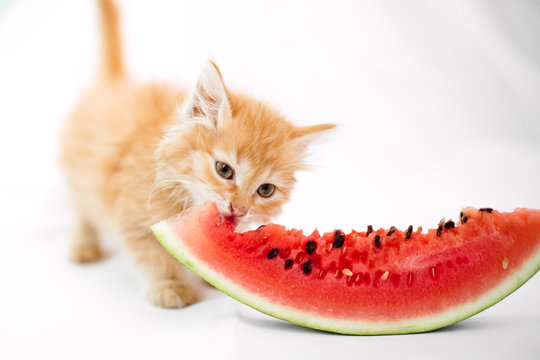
left=151, top=203, right=540, bottom=335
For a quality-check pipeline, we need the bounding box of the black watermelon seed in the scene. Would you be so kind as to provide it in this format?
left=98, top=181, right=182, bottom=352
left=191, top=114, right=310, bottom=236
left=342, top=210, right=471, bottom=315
left=257, top=224, right=266, bottom=229
left=305, top=240, right=316, bottom=255
left=460, top=211, right=468, bottom=224
left=480, top=208, right=493, bottom=213
left=267, top=248, right=279, bottom=259
left=405, top=225, right=413, bottom=239
left=333, top=230, right=345, bottom=249
left=284, top=259, right=293, bottom=269
left=366, top=225, right=373, bottom=237
left=387, top=226, right=396, bottom=236
left=444, top=220, right=455, bottom=229
left=303, top=260, right=312, bottom=274
left=436, top=224, right=443, bottom=237
left=374, top=234, right=381, bottom=248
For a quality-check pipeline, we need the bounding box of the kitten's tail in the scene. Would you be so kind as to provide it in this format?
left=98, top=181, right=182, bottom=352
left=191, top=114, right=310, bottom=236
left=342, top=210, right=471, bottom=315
left=97, top=0, right=124, bottom=79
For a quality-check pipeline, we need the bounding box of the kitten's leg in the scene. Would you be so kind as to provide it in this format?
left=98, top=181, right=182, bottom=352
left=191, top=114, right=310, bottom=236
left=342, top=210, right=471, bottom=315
left=70, top=220, right=104, bottom=263
left=129, top=233, right=198, bottom=308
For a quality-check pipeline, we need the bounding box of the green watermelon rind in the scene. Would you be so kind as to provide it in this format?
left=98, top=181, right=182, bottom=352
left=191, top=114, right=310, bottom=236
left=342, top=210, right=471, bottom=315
left=151, top=221, right=540, bottom=335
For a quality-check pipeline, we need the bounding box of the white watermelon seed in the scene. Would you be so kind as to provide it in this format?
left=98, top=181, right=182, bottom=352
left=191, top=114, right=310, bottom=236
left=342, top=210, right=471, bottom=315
left=502, top=258, right=509, bottom=270
left=381, top=271, right=389, bottom=281
left=342, top=268, right=353, bottom=277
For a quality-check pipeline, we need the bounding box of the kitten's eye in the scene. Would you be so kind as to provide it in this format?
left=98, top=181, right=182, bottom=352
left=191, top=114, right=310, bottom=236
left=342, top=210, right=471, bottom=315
left=257, top=183, right=275, bottom=198
left=215, top=161, right=234, bottom=180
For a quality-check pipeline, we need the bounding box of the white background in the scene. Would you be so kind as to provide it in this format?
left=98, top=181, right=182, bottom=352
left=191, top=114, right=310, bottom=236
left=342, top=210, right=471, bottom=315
left=0, top=0, right=539, bottom=359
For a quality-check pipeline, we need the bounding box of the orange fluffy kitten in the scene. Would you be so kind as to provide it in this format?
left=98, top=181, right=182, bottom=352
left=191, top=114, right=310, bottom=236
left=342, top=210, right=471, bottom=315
left=61, top=0, right=334, bottom=308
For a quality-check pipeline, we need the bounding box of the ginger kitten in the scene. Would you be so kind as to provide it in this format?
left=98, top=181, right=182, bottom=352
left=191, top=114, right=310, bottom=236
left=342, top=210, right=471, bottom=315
left=61, top=0, right=334, bottom=308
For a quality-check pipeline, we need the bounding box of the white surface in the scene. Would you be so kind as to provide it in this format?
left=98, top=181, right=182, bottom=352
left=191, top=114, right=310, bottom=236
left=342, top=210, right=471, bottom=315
left=1, top=0, right=539, bottom=359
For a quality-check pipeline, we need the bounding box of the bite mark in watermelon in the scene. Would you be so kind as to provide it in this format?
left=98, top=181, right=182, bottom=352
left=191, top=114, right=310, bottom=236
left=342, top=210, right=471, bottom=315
left=151, top=202, right=540, bottom=335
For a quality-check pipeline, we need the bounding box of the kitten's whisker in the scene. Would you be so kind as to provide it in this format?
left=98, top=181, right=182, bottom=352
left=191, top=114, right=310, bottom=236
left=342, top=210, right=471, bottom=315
left=147, top=176, right=191, bottom=209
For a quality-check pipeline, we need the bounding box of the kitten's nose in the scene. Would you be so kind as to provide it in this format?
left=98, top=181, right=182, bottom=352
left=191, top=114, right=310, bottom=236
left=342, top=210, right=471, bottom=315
left=229, top=203, right=247, bottom=218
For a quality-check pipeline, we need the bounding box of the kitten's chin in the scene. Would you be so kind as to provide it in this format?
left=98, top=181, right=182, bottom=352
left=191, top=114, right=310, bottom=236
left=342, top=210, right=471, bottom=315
left=234, top=220, right=256, bottom=233
left=234, top=214, right=270, bottom=233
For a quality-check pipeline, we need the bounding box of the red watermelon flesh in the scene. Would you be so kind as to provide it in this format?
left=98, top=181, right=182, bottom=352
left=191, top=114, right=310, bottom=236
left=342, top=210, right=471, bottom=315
left=151, top=203, right=540, bottom=334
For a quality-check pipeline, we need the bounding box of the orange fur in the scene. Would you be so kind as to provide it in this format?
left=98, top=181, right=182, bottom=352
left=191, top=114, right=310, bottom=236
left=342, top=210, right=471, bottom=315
left=98, top=0, right=123, bottom=79
left=61, top=0, right=335, bottom=308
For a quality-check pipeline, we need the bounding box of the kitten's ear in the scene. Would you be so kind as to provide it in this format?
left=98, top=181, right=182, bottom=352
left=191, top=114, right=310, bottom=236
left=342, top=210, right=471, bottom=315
left=291, top=123, right=336, bottom=151
left=182, top=61, right=232, bottom=127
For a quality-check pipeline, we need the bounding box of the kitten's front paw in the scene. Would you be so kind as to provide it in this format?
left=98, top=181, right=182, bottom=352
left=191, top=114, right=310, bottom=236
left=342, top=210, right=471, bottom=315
left=148, top=279, right=198, bottom=308
left=70, top=240, right=103, bottom=263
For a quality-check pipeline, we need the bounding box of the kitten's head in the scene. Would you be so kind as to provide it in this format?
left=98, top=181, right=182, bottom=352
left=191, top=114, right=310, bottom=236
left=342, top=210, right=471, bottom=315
left=155, top=61, right=334, bottom=227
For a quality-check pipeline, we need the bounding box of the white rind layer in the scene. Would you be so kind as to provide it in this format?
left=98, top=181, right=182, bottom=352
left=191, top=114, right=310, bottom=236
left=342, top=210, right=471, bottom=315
left=151, top=220, right=540, bottom=335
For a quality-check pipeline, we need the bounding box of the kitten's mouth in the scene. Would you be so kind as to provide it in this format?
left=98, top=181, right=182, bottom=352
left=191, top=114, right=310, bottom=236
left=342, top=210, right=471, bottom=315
left=224, top=215, right=237, bottom=224
left=217, top=205, right=247, bottom=225
left=216, top=211, right=240, bottom=227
